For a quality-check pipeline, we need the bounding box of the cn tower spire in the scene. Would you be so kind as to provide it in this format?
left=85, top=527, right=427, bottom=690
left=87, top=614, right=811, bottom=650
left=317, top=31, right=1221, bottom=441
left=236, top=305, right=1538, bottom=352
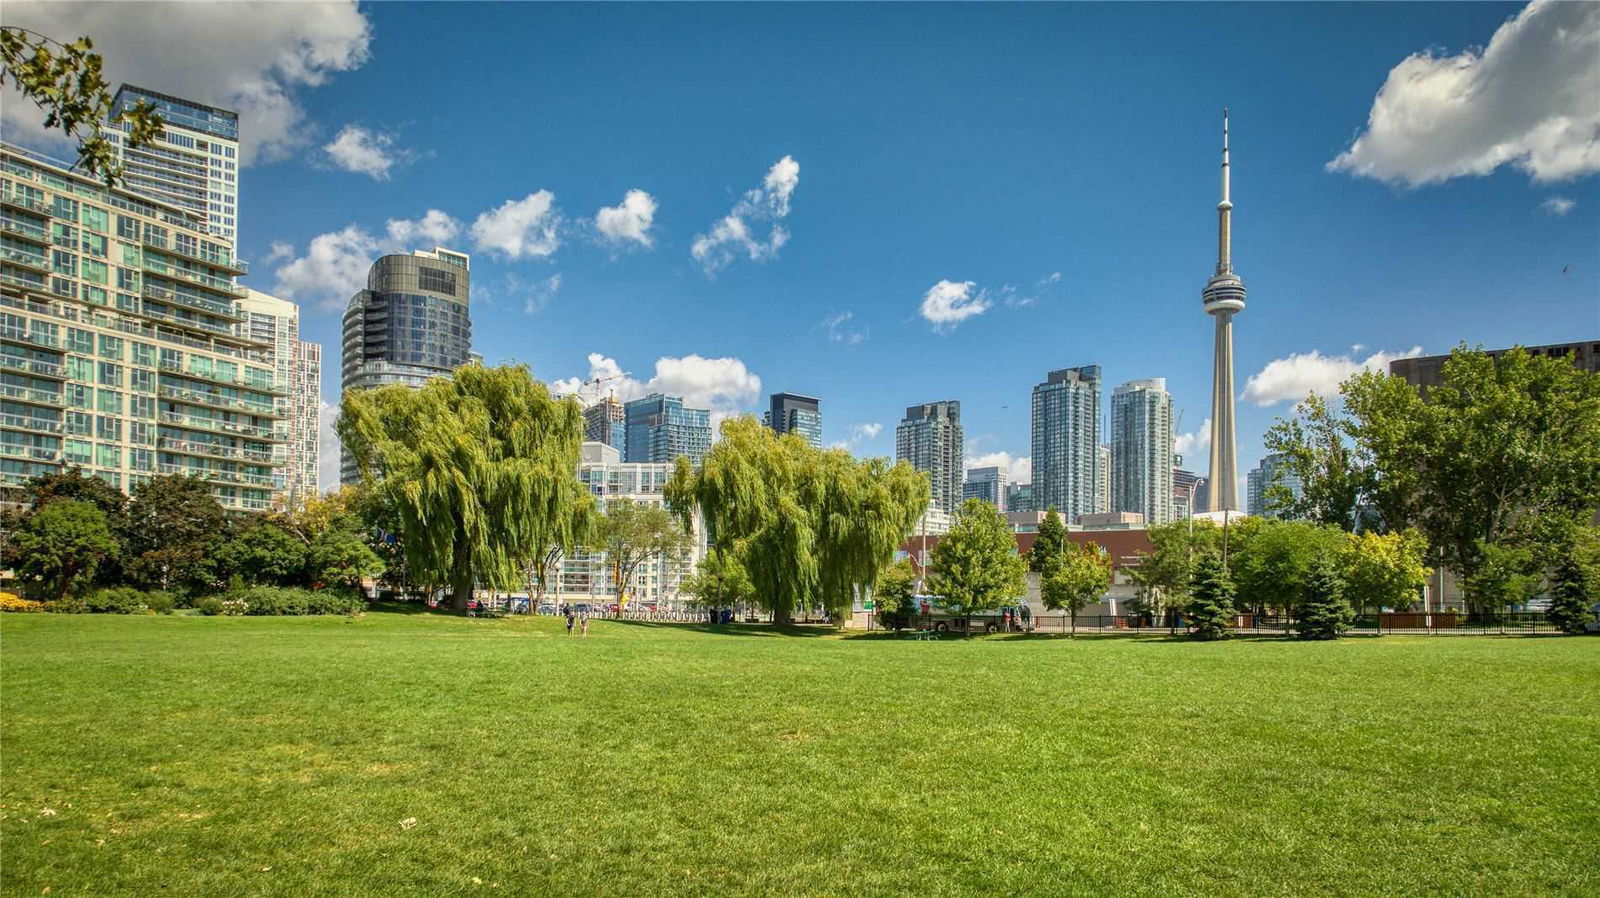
left=1202, top=107, right=1245, bottom=514
left=1217, top=108, right=1232, bottom=275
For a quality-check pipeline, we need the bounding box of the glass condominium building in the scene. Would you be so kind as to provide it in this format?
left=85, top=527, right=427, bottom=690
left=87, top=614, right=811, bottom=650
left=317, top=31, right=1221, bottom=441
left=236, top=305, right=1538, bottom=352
left=107, top=86, right=240, bottom=243
left=340, top=248, right=472, bottom=484
left=962, top=464, right=1006, bottom=507
left=624, top=394, right=711, bottom=466
left=1246, top=452, right=1304, bottom=519
left=241, top=289, right=320, bottom=504
left=765, top=392, right=822, bottom=447
left=1031, top=365, right=1101, bottom=522
left=896, top=400, right=963, bottom=515
left=1, top=142, right=281, bottom=511
left=1110, top=378, right=1174, bottom=526
left=583, top=394, right=625, bottom=452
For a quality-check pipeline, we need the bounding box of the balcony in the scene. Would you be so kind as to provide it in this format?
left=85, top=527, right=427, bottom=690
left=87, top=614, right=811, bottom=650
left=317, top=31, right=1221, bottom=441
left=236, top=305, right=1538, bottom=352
left=1, top=412, right=63, bottom=434
left=0, top=443, right=60, bottom=463
left=0, top=217, right=48, bottom=243
left=0, top=327, right=60, bottom=349
left=0, top=270, right=47, bottom=292
left=142, top=257, right=248, bottom=298
left=159, top=410, right=280, bottom=441
left=142, top=235, right=248, bottom=276
left=0, top=383, right=64, bottom=406
left=157, top=436, right=274, bottom=464
left=0, top=245, right=48, bottom=272
left=158, top=463, right=275, bottom=487
left=157, top=384, right=280, bottom=418
left=0, top=355, right=65, bottom=379
left=0, top=192, right=52, bottom=216
left=158, top=358, right=285, bottom=395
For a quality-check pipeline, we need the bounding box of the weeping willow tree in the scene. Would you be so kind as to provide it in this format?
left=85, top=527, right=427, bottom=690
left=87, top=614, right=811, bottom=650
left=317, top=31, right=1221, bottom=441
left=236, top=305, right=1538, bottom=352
left=338, top=364, right=595, bottom=611
left=666, top=416, right=927, bottom=624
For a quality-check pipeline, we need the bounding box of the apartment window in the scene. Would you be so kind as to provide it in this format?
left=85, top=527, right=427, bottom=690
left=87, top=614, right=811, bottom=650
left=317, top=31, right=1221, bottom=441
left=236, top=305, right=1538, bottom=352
left=81, top=206, right=109, bottom=233
left=95, top=444, right=121, bottom=469
left=96, top=389, right=122, bottom=414
left=130, top=396, right=155, bottom=420
left=131, top=448, right=153, bottom=472
left=116, top=293, right=139, bottom=312
left=116, top=216, right=139, bottom=240
left=65, top=356, right=93, bottom=382
left=98, top=335, right=123, bottom=360
left=52, top=196, right=79, bottom=221
left=51, top=249, right=77, bottom=276
left=96, top=416, right=122, bottom=441
left=116, top=268, right=139, bottom=291
left=132, top=342, right=154, bottom=367
left=122, top=244, right=142, bottom=266
left=82, top=232, right=107, bottom=258
left=64, top=439, right=91, bottom=465
left=64, top=411, right=92, bottom=436
left=50, top=277, right=76, bottom=299
left=98, top=362, right=123, bottom=387
left=66, top=328, right=93, bottom=354
left=82, top=285, right=108, bottom=306
left=81, top=259, right=109, bottom=285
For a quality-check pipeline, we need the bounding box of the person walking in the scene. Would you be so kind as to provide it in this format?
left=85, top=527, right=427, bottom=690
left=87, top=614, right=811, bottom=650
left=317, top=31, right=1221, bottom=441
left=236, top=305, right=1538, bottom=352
left=580, top=608, right=590, bottom=638
left=565, top=606, right=576, bottom=636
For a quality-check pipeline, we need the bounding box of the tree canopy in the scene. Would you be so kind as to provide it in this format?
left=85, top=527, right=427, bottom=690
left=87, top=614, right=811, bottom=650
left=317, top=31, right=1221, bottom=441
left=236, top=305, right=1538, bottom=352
left=123, top=474, right=227, bottom=593
left=600, top=498, right=692, bottom=610
left=928, top=498, right=1027, bottom=620
left=11, top=499, right=117, bottom=601
left=1040, top=541, right=1113, bottom=633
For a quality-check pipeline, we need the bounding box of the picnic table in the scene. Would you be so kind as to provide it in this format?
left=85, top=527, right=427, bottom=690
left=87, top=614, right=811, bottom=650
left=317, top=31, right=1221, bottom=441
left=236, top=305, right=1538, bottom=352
left=906, top=629, right=938, bottom=641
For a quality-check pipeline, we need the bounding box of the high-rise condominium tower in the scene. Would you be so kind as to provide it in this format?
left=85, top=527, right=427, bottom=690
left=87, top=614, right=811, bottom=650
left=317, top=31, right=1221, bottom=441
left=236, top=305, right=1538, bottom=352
left=1111, top=378, right=1174, bottom=526
left=1203, top=109, right=1245, bottom=512
left=1031, top=366, right=1100, bottom=522
left=583, top=394, right=625, bottom=452
left=1246, top=452, right=1304, bottom=519
left=0, top=143, right=277, bottom=511
left=624, top=394, right=711, bottom=466
left=897, top=401, right=963, bottom=515
left=1096, top=444, right=1112, bottom=514
left=963, top=465, right=1006, bottom=507
left=241, top=289, right=321, bottom=503
left=108, top=86, right=240, bottom=242
left=340, top=248, right=472, bottom=483
left=765, top=392, right=822, bottom=447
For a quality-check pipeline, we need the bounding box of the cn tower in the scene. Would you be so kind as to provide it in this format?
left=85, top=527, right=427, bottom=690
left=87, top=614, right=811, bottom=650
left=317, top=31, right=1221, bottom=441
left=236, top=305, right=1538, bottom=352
left=1202, top=109, right=1245, bottom=513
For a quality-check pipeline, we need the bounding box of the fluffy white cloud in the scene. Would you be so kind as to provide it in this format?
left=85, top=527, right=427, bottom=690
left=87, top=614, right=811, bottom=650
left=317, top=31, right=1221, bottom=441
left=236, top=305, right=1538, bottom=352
left=919, top=280, right=992, bottom=332
left=691, top=155, right=800, bottom=274
left=1328, top=1, right=1600, bottom=186
left=822, top=311, right=866, bottom=345
left=522, top=274, right=562, bottom=315
left=595, top=189, right=657, bottom=248
left=471, top=191, right=561, bottom=260
left=968, top=451, right=1032, bottom=485
left=1541, top=196, right=1576, bottom=216
left=1242, top=346, right=1424, bottom=407
left=1173, top=418, right=1211, bottom=467
left=271, top=210, right=460, bottom=308
left=1, top=1, right=371, bottom=165
left=318, top=400, right=342, bottom=493
left=324, top=125, right=412, bottom=179
left=551, top=352, right=762, bottom=424
left=830, top=422, right=885, bottom=452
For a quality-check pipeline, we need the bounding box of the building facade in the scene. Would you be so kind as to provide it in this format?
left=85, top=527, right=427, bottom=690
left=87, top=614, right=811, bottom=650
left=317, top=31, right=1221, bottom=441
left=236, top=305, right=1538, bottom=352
left=1172, top=467, right=1202, bottom=520
left=2, top=143, right=279, bottom=511
left=624, top=394, right=711, bottom=466
left=240, top=289, right=320, bottom=504
left=108, top=86, right=240, bottom=243
left=583, top=394, right=625, bottom=452
left=1246, top=452, right=1304, bottom=519
left=340, top=248, right=472, bottom=483
left=1096, top=444, right=1112, bottom=514
left=896, top=400, right=963, bottom=515
left=1031, top=365, right=1101, bottom=522
left=962, top=465, right=1006, bottom=507
left=765, top=392, right=821, bottom=447
left=1389, top=341, right=1600, bottom=391
left=1110, top=378, right=1174, bottom=526
left=1005, top=481, right=1034, bottom=513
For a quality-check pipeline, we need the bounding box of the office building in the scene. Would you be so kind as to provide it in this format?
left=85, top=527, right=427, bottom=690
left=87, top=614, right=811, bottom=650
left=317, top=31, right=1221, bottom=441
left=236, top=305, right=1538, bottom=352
left=1172, top=467, right=1202, bottom=520
left=765, top=392, right=821, bottom=447
left=340, top=247, right=472, bottom=484
left=963, top=465, right=1006, bottom=507
left=896, top=400, right=963, bottom=515
left=583, top=394, right=625, bottom=452
left=1, top=142, right=279, bottom=511
left=624, top=394, right=711, bottom=466
left=1005, top=482, right=1034, bottom=513
left=1389, top=341, right=1600, bottom=391
left=108, top=86, right=240, bottom=243
left=1031, top=365, right=1100, bottom=521
left=241, top=289, right=320, bottom=504
left=1202, top=110, right=1245, bottom=512
left=1111, top=378, right=1174, bottom=526
left=1246, top=452, right=1305, bottom=519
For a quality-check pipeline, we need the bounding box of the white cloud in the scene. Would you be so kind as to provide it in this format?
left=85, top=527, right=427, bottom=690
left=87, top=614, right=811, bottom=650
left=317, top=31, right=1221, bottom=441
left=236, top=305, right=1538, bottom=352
left=551, top=353, right=762, bottom=425
left=595, top=189, right=657, bottom=248
left=830, top=423, right=886, bottom=453
left=1328, top=1, right=1600, bottom=187
left=471, top=191, right=560, bottom=260
left=271, top=210, right=460, bottom=308
left=968, top=451, right=1032, bottom=485
left=822, top=311, right=867, bottom=345
left=318, top=400, right=342, bottom=493
left=1173, top=418, right=1211, bottom=468
left=522, top=274, right=562, bottom=315
left=1541, top=196, right=1576, bottom=216
left=919, top=280, right=992, bottom=332
left=1001, top=271, right=1064, bottom=308
left=324, top=125, right=413, bottom=179
left=263, top=241, right=295, bottom=265
left=1, top=1, right=371, bottom=165
left=691, top=155, right=800, bottom=274
left=1242, top=346, right=1424, bottom=407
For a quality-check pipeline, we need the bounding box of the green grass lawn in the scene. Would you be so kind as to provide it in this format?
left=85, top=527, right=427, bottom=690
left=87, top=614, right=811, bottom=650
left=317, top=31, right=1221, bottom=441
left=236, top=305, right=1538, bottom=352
left=2, top=611, right=1596, bottom=896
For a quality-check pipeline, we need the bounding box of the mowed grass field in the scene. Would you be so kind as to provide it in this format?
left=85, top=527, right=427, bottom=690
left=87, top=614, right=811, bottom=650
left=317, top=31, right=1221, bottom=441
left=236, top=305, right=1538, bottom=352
left=1, top=612, right=1596, bottom=896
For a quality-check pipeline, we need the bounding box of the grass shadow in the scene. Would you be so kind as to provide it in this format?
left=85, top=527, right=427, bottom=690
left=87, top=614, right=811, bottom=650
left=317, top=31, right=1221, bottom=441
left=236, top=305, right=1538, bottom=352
left=603, top=618, right=836, bottom=638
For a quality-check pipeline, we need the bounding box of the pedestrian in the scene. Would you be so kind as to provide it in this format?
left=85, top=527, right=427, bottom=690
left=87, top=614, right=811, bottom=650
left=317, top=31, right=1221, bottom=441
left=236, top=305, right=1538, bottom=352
left=580, top=608, right=590, bottom=638
left=565, top=606, right=576, bottom=636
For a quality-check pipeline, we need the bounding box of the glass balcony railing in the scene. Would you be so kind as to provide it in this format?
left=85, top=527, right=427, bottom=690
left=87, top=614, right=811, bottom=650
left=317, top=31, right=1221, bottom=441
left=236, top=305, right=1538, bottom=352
left=0, top=269, right=47, bottom=291
left=142, top=259, right=248, bottom=298
left=0, top=191, right=52, bottom=216
left=158, top=410, right=279, bottom=440
left=157, top=384, right=279, bottom=417
left=0, top=355, right=65, bottom=378
left=0, top=217, right=48, bottom=242
left=157, top=359, right=282, bottom=394
left=0, top=412, right=63, bottom=433
left=159, top=463, right=275, bottom=487
left=0, top=443, right=60, bottom=462
left=0, top=245, right=48, bottom=270
left=0, top=383, right=63, bottom=405
left=142, top=235, right=248, bottom=275
left=157, top=437, right=274, bottom=464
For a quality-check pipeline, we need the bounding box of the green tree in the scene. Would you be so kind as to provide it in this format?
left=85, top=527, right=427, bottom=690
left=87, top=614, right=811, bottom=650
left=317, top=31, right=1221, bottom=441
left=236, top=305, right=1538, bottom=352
left=1546, top=553, right=1592, bottom=636
left=12, top=500, right=117, bottom=601
left=216, top=519, right=308, bottom=586
left=123, top=474, right=227, bottom=593
left=1296, top=555, right=1354, bottom=639
left=680, top=547, right=755, bottom=620
left=1, top=467, right=128, bottom=585
left=1460, top=541, right=1540, bottom=615
left=307, top=527, right=386, bottom=592
left=1186, top=551, right=1235, bottom=641
left=601, top=498, right=692, bottom=611
left=1128, top=519, right=1224, bottom=622
left=1229, top=519, right=1339, bottom=620
left=1040, top=541, right=1113, bottom=635
left=339, top=364, right=594, bottom=611
left=928, top=498, right=1027, bottom=627
left=1262, top=393, right=1373, bottom=530
left=1339, top=528, right=1431, bottom=614
left=1028, top=508, right=1067, bottom=573
left=870, top=557, right=920, bottom=631
left=0, top=28, right=163, bottom=185
left=667, top=417, right=927, bottom=624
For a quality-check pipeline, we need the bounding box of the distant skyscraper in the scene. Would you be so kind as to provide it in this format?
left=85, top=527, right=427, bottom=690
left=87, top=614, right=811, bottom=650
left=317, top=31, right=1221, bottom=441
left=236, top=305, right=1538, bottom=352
left=584, top=394, right=625, bottom=452
left=340, top=248, right=472, bottom=483
left=1096, top=444, right=1112, bottom=514
left=1172, top=467, right=1202, bottom=519
left=963, top=465, right=1006, bottom=507
left=1246, top=452, right=1304, bottom=519
left=108, top=85, right=240, bottom=242
left=624, top=394, right=711, bottom=465
left=1193, top=477, right=1210, bottom=516
left=241, top=289, right=321, bottom=504
left=1202, top=109, right=1245, bottom=513
left=765, top=392, right=822, bottom=447
left=1005, top=482, right=1034, bottom=514
left=1111, top=378, right=1175, bottom=526
left=897, top=401, right=963, bottom=515
left=1031, top=365, right=1101, bottom=522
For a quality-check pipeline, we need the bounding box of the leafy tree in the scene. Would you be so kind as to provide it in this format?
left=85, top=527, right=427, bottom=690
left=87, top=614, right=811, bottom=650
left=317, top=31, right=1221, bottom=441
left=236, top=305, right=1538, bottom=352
left=1186, top=552, right=1236, bottom=641
left=1296, top=554, right=1354, bottom=639
left=601, top=498, right=692, bottom=611
left=1339, top=528, right=1431, bottom=614
left=216, top=519, right=308, bottom=586
left=12, top=500, right=117, bottom=601
left=307, top=527, right=386, bottom=592
left=1262, top=393, right=1373, bottom=531
left=123, top=474, right=227, bottom=593
left=928, top=498, right=1027, bottom=626
left=339, top=364, right=595, bottom=611
left=1546, top=553, right=1592, bottom=636
left=1, top=467, right=129, bottom=586
left=1128, top=519, right=1225, bottom=621
left=1040, top=541, right=1113, bottom=634
left=527, top=496, right=598, bottom=608
left=667, top=417, right=927, bottom=624
left=1229, top=519, right=1339, bottom=619
left=1460, top=541, right=1540, bottom=615
left=1028, top=508, right=1067, bottom=573
left=0, top=28, right=163, bottom=185
left=870, top=558, right=919, bottom=631
left=681, top=547, right=756, bottom=619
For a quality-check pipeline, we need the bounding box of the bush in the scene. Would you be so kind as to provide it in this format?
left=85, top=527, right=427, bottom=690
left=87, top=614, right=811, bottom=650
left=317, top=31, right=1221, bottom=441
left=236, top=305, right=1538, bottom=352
left=194, top=596, right=225, bottom=616
left=223, top=586, right=364, bottom=617
left=83, top=586, right=150, bottom=614
left=0, top=591, right=46, bottom=613
left=143, top=591, right=176, bottom=615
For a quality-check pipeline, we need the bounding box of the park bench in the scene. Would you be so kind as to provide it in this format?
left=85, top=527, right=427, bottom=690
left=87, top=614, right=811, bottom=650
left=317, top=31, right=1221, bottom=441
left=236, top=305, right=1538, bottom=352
left=906, top=629, right=938, bottom=641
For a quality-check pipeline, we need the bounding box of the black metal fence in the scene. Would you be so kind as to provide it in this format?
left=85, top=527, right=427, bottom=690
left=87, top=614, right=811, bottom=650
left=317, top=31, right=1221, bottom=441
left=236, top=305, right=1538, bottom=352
left=867, top=611, right=1571, bottom=636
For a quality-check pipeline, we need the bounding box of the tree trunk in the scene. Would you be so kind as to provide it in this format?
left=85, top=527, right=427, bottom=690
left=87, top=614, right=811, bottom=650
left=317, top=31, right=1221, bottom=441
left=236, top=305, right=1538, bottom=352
left=773, top=604, right=792, bottom=626
left=450, top=533, right=473, bottom=611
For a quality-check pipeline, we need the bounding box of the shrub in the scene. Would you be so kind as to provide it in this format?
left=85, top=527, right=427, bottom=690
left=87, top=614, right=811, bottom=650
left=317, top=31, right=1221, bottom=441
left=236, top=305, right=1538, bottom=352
left=83, top=586, right=149, bottom=614
left=0, top=591, right=46, bottom=613
left=194, top=596, right=225, bottom=616
left=1296, top=555, right=1354, bottom=640
left=143, top=591, right=176, bottom=615
left=223, top=586, right=364, bottom=617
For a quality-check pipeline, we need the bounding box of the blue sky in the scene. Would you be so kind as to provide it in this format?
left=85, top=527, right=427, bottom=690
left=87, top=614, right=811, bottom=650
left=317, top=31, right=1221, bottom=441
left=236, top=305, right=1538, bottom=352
left=7, top=2, right=1599, bottom=488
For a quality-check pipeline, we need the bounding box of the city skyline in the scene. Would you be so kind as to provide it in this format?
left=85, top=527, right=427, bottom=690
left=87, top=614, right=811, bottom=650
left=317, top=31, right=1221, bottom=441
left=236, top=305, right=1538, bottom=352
left=3, top=2, right=1595, bottom=496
